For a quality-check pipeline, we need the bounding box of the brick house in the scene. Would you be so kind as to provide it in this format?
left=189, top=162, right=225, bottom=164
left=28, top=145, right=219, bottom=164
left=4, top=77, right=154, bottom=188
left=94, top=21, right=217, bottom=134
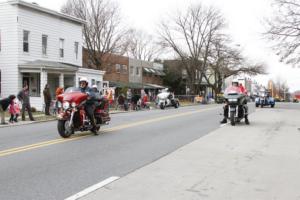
left=82, top=49, right=129, bottom=87
left=83, top=49, right=165, bottom=91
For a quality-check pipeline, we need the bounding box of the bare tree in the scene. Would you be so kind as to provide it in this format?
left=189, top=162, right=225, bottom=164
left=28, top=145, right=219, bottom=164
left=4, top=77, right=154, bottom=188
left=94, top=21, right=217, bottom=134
left=265, top=0, right=300, bottom=65
left=61, top=0, right=129, bottom=69
left=126, top=29, right=163, bottom=61
left=205, top=35, right=266, bottom=96
left=158, top=3, right=226, bottom=94
left=274, top=77, right=290, bottom=100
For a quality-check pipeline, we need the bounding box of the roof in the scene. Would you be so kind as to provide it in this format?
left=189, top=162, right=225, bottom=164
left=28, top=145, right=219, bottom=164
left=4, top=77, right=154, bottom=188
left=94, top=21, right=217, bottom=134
left=145, top=83, right=165, bottom=89
left=143, top=67, right=166, bottom=76
left=108, top=81, right=165, bottom=89
left=19, top=60, right=80, bottom=72
left=109, top=81, right=148, bottom=89
left=7, top=0, right=86, bottom=24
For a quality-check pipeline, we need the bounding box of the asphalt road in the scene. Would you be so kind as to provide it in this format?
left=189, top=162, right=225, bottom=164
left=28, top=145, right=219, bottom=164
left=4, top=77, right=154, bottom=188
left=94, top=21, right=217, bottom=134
left=0, top=103, right=259, bottom=200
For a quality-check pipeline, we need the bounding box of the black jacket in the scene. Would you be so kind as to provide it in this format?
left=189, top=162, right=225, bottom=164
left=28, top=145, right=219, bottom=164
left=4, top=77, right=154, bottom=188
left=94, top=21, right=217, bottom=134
left=80, top=86, right=96, bottom=105
left=0, top=95, right=16, bottom=111
left=17, top=90, right=30, bottom=104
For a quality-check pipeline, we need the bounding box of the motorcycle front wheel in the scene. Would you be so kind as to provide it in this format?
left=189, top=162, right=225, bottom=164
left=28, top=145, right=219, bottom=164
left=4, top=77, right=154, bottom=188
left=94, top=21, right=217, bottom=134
left=230, top=111, right=235, bottom=126
left=57, top=120, right=74, bottom=138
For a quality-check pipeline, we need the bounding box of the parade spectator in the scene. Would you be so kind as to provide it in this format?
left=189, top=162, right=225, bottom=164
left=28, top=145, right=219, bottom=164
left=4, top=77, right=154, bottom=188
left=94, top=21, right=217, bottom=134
left=43, top=84, right=51, bottom=115
left=55, top=87, right=64, bottom=113
left=126, top=88, right=132, bottom=105
left=9, top=98, right=20, bottom=123
left=17, top=85, right=35, bottom=121
left=92, top=85, right=99, bottom=93
left=107, top=90, right=114, bottom=106
left=142, top=94, right=149, bottom=108
left=55, top=87, right=64, bottom=98
left=131, top=93, right=141, bottom=110
left=117, top=93, right=128, bottom=110
left=0, top=95, right=16, bottom=125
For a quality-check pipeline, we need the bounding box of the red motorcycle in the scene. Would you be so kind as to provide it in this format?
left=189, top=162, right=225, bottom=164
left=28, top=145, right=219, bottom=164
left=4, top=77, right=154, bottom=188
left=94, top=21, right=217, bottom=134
left=56, top=87, right=110, bottom=138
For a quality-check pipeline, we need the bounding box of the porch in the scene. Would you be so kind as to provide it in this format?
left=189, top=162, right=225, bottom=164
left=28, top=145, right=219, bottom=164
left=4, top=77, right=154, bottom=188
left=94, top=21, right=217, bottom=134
left=19, top=60, right=78, bottom=110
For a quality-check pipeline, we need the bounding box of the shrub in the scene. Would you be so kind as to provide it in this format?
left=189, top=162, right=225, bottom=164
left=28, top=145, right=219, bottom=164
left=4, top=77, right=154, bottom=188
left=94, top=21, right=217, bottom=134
left=30, top=107, right=37, bottom=112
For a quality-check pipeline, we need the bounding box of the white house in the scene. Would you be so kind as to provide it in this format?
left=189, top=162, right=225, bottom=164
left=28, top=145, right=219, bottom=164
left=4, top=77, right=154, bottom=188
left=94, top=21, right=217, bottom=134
left=0, top=0, right=104, bottom=110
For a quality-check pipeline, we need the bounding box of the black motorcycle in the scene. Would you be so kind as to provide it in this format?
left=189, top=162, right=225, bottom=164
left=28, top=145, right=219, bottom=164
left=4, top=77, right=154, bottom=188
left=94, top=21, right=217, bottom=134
left=224, top=87, right=249, bottom=126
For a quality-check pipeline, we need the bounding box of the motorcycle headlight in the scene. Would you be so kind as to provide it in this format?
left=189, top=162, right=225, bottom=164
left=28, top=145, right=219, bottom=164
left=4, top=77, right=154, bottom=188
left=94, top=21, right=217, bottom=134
left=63, top=102, right=70, bottom=109
left=57, top=101, right=62, bottom=108
left=228, top=98, right=238, bottom=102
left=71, top=102, right=76, bottom=108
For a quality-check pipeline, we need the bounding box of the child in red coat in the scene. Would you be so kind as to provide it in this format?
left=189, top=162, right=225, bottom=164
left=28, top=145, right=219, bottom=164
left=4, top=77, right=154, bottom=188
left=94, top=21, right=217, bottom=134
left=9, top=100, right=20, bottom=123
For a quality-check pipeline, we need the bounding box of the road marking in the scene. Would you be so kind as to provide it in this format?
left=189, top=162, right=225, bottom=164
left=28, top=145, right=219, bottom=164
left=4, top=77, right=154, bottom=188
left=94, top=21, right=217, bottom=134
left=0, top=133, right=91, bottom=157
left=65, top=176, right=120, bottom=200
left=0, top=106, right=221, bottom=158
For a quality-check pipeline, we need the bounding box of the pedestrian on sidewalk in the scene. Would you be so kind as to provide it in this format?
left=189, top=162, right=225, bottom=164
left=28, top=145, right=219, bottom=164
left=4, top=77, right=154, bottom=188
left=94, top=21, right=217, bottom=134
left=8, top=97, right=20, bottom=123
left=43, top=84, right=51, bottom=115
left=14, top=100, right=20, bottom=122
left=17, top=85, right=35, bottom=121
left=126, top=88, right=132, bottom=107
left=0, top=95, right=16, bottom=125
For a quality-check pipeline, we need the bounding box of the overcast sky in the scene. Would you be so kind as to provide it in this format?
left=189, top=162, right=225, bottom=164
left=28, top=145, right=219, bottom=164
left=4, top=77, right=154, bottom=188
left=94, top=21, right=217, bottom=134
left=1, top=0, right=299, bottom=91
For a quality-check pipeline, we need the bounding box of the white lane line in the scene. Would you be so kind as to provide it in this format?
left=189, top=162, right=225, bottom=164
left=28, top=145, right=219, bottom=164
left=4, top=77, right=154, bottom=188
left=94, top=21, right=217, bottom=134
left=65, top=176, right=120, bottom=200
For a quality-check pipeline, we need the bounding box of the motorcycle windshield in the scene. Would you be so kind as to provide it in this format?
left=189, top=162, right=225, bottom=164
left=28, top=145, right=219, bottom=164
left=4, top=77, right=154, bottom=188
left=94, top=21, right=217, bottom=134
left=225, top=86, right=241, bottom=95
left=64, top=87, right=81, bottom=93
left=61, top=92, right=88, bottom=104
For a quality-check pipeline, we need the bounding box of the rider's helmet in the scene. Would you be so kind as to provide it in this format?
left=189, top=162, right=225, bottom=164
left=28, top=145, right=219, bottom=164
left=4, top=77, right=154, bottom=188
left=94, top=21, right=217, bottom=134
left=232, top=79, right=239, bottom=87
left=79, top=77, right=88, bottom=88
left=92, top=84, right=97, bottom=88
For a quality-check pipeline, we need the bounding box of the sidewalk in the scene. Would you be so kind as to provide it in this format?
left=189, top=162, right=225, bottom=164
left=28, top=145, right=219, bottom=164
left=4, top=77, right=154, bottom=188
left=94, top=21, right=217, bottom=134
left=80, top=108, right=300, bottom=200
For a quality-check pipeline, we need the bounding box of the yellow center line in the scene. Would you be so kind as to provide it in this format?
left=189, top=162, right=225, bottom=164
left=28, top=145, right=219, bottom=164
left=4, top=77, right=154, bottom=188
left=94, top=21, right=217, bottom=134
left=0, top=106, right=220, bottom=158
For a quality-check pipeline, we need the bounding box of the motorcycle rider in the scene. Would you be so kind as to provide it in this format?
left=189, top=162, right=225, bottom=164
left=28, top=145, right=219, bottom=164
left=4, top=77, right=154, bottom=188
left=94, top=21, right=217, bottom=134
left=79, top=77, right=98, bottom=134
left=220, top=79, right=249, bottom=124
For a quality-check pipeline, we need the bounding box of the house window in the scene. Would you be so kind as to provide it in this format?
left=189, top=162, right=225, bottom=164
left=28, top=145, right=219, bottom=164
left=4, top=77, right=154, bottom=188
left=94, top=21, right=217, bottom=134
left=115, top=64, right=121, bottom=73
left=59, top=38, right=64, bottom=58
left=136, top=67, right=140, bottom=75
left=130, top=66, right=134, bottom=75
left=42, top=35, right=47, bottom=55
left=23, top=30, right=29, bottom=52
left=74, top=42, right=79, bottom=59
left=122, top=65, right=128, bottom=73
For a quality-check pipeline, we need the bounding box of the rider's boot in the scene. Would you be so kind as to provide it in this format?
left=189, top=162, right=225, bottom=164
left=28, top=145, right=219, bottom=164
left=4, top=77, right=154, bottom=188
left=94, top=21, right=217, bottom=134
left=245, top=115, right=250, bottom=125
left=220, top=118, right=227, bottom=124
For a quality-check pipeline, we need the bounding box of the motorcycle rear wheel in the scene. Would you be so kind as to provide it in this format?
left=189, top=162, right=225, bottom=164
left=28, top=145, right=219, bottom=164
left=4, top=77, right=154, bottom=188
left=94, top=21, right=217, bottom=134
left=174, top=102, right=179, bottom=108
left=160, top=103, right=165, bottom=110
left=57, top=120, right=74, bottom=138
